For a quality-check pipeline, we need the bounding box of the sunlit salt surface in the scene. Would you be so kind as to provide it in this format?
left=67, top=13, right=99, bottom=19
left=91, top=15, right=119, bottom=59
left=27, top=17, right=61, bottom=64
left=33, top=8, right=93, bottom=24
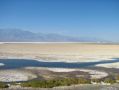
left=0, top=70, right=37, bottom=82
left=0, top=63, right=4, bottom=66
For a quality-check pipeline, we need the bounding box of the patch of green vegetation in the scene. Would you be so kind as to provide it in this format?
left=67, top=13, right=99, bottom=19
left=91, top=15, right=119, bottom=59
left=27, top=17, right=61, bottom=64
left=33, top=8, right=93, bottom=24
left=0, top=76, right=118, bottom=88
left=103, top=77, right=116, bottom=84
left=78, top=78, right=91, bottom=84
left=91, top=79, right=101, bottom=83
left=21, top=78, right=91, bottom=88
left=0, top=82, right=9, bottom=88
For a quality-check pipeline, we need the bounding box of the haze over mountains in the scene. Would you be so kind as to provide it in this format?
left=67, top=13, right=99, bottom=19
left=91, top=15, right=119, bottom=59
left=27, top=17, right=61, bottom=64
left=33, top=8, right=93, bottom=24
left=0, top=29, right=106, bottom=42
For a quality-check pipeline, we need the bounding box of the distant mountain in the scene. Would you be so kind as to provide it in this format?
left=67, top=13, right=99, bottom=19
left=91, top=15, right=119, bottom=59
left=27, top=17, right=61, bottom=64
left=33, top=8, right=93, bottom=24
left=0, top=29, right=106, bottom=42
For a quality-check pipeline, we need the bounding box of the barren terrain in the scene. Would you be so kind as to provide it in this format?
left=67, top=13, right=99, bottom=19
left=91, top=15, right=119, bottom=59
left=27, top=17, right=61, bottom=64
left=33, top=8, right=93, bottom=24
left=0, top=43, right=119, bottom=62
left=1, top=43, right=119, bottom=82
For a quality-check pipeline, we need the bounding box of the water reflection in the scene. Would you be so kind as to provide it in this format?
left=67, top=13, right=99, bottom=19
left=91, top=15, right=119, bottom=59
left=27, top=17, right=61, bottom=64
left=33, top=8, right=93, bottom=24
left=0, top=58, right=119, bottom=69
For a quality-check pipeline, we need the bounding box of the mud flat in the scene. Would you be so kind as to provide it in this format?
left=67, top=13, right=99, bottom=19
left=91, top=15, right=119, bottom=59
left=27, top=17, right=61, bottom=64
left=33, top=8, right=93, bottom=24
left=0, top=70, right=37, bottom=82
left=25, top=67, right=108, bottom=79
left=96, top=62, right=119, bottom=69
left=0, top=43, right=119, bottom=63
left=48, top=68, right=108, bottom=79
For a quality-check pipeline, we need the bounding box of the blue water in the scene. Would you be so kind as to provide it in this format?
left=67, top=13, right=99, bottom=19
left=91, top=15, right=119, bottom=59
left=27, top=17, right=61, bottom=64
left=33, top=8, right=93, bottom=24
left=0, top=59, right=119, bottom=69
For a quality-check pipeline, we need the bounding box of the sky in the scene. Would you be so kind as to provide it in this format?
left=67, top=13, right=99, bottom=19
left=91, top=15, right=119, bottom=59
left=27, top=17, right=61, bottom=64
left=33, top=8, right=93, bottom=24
left=0, top=0, right=119, bottom=42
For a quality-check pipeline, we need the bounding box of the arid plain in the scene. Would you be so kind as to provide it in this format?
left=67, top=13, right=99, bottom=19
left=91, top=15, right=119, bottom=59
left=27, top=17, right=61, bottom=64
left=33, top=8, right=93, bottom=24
left=1, top=43, right=119, bottom=62
left=1, top=43, right=119, bottom=89
left=0, top=43, right=119, bottom=81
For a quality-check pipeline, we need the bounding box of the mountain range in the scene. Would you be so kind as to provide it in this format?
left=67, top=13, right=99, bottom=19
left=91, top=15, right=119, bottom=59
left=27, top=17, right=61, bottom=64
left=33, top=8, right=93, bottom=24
left=0, top=29, right=106, bottom=42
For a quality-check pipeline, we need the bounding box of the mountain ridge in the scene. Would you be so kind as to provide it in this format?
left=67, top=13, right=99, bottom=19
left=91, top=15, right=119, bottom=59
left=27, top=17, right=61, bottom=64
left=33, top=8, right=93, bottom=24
left=0, top=29, right=106, bottom=42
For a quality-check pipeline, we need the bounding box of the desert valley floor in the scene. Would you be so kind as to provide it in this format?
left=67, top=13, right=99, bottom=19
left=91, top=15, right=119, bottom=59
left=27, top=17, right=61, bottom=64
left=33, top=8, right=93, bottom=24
left=1, top=43, right=119, bottom=89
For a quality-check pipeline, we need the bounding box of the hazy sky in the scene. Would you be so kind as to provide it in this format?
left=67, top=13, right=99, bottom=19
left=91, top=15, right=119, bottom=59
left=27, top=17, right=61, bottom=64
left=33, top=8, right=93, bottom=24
left=0, top=0, right=119, bottom=41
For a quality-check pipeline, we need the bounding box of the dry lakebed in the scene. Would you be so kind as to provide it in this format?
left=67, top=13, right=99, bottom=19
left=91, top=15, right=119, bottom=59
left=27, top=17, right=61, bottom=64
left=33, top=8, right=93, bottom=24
left=0, top=43, right=119, bottom=89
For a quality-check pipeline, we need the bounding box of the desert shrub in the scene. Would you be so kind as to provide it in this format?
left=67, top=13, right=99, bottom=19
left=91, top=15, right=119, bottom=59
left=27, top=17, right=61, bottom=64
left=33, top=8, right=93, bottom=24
left=91, top=79, right=101, bottom=83
left=0, top=82, right=9, bottom=88
left=21, top=80, right=50, bottom=88
left=21, top=80, right=57, bottom=88
left=77, top=78, right=91, bottom=84
left=21, top=78, right=82, bottom=88
left=103, top=77, right=116, bottom=84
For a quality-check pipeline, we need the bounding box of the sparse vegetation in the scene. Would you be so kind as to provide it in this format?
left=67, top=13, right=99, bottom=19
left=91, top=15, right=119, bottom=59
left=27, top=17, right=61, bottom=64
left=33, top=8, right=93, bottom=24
left=91, top=79, right=101, bottom=83
left=0, top=82, right=8, bottom=88
left=21, top=76, right=119, bottom=88
left=115, top=75, right=119, bottom=81
left=0, top=76, right=119, bottom=88
left=21, top=78, right=91, bottom=88
left=78, top=78, right=91, bottom=84
left=103, top=77, right=116, bottom=84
